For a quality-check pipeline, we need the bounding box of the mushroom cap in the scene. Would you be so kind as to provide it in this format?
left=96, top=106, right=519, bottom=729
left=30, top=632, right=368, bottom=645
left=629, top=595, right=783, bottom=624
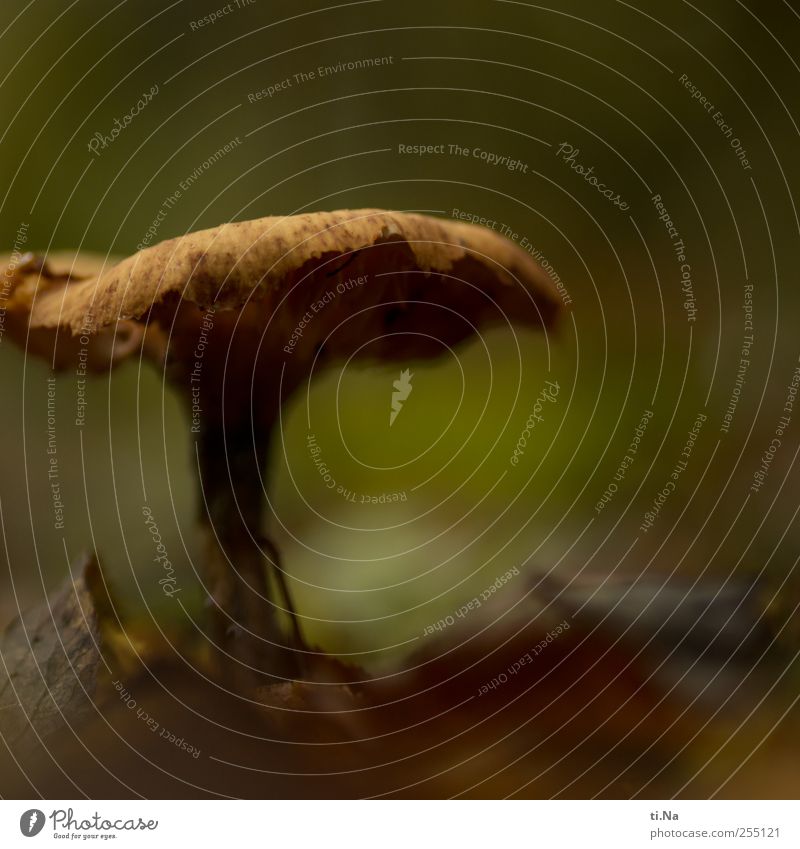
left=0, top=250, right=143, bottom=371
left=3, top=209, right=562, bottom=421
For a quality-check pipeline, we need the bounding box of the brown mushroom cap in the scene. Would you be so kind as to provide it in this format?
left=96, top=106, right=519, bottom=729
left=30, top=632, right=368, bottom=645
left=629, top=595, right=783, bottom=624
left=3, top=209, right=561, bottom=422
left=0, top=250, right=144, bottom=372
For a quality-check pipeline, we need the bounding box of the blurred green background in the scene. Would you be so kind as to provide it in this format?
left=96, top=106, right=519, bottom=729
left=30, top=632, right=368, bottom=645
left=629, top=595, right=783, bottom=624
left=1, top=0, right=799, bottom=694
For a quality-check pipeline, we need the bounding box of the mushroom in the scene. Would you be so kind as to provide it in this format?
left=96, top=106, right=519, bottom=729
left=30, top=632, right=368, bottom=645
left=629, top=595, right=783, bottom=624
left=2, top=209, right=561, bottom=683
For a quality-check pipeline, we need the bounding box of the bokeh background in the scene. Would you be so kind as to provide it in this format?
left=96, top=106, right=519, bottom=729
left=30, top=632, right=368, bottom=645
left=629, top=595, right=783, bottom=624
left=1, top=0, right=799, bottom=797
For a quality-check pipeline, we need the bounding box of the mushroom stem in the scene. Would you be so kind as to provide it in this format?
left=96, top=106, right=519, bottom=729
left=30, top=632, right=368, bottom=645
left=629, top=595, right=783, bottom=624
left=196, top=418, right=303, bottom=682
